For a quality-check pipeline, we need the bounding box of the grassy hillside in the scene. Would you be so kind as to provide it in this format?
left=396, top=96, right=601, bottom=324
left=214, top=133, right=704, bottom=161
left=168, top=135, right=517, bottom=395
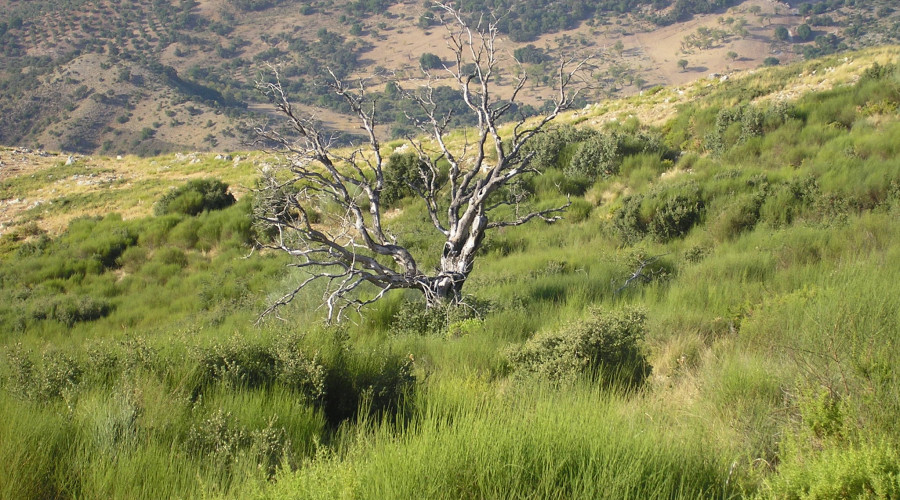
left=1, top=46, right=900, bottom=498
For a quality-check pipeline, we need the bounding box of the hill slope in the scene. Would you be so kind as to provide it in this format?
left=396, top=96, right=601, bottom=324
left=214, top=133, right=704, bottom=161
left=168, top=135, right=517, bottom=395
left=1, top=0, right=898, bottom=154
left=1, top=47, right=900, bottom=498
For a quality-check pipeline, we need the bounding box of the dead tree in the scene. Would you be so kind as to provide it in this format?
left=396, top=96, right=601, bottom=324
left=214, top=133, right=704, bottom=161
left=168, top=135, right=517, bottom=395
left=614, top=254, right=668, bottom=294
left=254, top=4, right=587, bottom=321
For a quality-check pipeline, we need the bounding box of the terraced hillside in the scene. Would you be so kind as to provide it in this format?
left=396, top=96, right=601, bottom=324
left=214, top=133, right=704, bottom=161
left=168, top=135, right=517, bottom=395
left=1, top=0, right=898, bottom=154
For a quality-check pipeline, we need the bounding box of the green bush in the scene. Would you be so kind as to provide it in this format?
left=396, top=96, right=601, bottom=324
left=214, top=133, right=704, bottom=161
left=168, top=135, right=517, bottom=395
left=613, top=194, right=648, bottom=244
left=566, top=198, right=593, bottom=223
left=566, top=131, right=622, bottom=179
left=194, top=335, right=324, bottom=397
left=648, top=190, right=705, bottom=242
left=565, top=129, right=674, bottom=180
left=4, top=347, right=84, bottom=401
left=191, top=331, right=412, bottom=427
left=520, top=124, right=590, bottom=171
left=614, top=182, right=705, bottom=243
left=709, top=191, right=766, bottom=241
left=768, top=441, right=900, bottom=499
left=419, top=52, right=442, bottom=70
left=759, top=175, right=819, bottom=226
left=382, top=153, right=429, bottom=207
left=320, top=345, right=415, bottom=426
left=154, top=178, right=236, bottom=216
left=508, top=306, right=651, bottom=387
left=390, top=298, right=487, bottom=336
left=29, top=294, right=112, bottom=327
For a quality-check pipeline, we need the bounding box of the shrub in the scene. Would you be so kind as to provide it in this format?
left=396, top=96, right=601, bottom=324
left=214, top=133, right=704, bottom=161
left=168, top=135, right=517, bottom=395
left=613, top=194, right=648, bottom=244
left=195, top=340, right=275, bottom=391
left=58, top=214, right=138, bottom=269
left=566, top=131, right=623, bottom=179
left=616, top=182, right=705, bottom=243
left=191, top=331, right=414, bottom=427
left=51, top=295, right=113, bottom=327
left=565, top=129, right=675, bottom=181
left=154, top=178, right=236, bottom=216
left=709, top=191, right=765, bottom=241
left=5, top=348, right=85, bottom=401
left=769, top=441, right=900, bottom=499
left=759, top=175, right=819, bottom=226
left=390, top=298, right=488, bottom=336
left=648, top=190, right=705, bottom=242
left=508, top=306, right=651, bottom=387
left=37, top=350, right=83, bottom=400
left=382, top=152, right=428, bottom=207
left=419, top=52, right=442, bottom=70
left=117, top=245, right=148, bottom=273
left=521, top=125, right=592, bottom=171
left=29, top=294, right=113, bottom=327
left=566, top=198, right=593, bottom=223
left=251, top=174, right=303, bottom=241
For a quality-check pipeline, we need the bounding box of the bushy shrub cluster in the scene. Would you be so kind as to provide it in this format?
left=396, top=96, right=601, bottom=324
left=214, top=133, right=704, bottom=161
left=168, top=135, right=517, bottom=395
left=767, top=388, right=900, bottom=498
left=194, top=334, right=326, bottom=399
left=566, top=129, right=675, bottom=180
left=193, top=331, right=413, bottom=426
left=390, top=297, right=489, bottom=336
left=705, top=104, right=789, bottom=156
left=508, top=306, right=651, bottom=387
left=186, top=409, right=291, bottom=477
left=520, top=124, right=592, bottom=171
left=381, top=152, right=433, bottom=207
left=154, top=178, right=236, bottom=216
left=2, top=339, right=160, bottom=402
left=614, top=181, right=705, bottom=243
left=4, top=347, right=83, bottom=401
left=0, top=200, right=256, bottom=335
left=3, top=330, right=413, bottom=429
left=28, top=294, right=112, bottom=327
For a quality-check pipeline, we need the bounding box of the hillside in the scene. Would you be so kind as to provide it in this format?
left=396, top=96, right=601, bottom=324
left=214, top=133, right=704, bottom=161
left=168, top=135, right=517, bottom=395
left=1, top=0, right=898, bottom=155
left=2, top=46, right=900, bottom=498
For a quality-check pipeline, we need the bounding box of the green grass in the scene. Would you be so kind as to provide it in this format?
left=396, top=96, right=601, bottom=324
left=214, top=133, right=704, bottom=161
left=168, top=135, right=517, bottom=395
left=2, top=51, right=900, bottom=499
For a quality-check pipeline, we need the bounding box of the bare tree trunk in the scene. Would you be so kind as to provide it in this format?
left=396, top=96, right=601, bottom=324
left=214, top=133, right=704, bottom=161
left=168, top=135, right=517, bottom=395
left=424, top=212, right=487, bottom=306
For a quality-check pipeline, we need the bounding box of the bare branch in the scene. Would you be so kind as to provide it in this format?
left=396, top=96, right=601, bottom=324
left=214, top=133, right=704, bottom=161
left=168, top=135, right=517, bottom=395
left=253, top=4, right=588, bottom=321
left=615, top=254, right=669, bottom=294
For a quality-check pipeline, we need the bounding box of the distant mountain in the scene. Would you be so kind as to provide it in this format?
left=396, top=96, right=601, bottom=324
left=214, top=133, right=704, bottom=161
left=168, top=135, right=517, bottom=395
left=0, top=0, right=896, bottom=155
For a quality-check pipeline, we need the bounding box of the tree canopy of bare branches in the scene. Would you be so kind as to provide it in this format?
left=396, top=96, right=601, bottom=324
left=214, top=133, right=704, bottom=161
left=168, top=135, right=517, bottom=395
left=254, top=3, right=587, bottom=322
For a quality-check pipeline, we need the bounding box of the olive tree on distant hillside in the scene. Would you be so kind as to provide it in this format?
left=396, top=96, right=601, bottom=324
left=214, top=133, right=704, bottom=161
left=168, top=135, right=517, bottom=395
left=253, top=4, right=587, bottom=321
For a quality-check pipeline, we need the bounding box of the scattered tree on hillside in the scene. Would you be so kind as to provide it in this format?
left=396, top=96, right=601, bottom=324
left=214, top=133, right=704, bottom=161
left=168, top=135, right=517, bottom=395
left=774, top=26, right=789, bottom=41
left=678, top=59, right=689, bottom=71
left=253, top=4, right=587, bottom=321
left=419, top=52, right=443, bottom=70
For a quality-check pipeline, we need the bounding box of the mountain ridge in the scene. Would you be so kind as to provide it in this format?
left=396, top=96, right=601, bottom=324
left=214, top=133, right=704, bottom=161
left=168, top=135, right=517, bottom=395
left=1, top=0, right=897, bottom=155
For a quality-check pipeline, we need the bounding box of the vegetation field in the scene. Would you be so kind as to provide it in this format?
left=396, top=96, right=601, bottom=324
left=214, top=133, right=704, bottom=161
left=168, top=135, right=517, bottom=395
left=2, top=47, right=900, bottom=498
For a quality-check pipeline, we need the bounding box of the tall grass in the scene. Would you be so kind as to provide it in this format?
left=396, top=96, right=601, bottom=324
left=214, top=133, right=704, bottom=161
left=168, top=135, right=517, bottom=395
left=259, top=382, right=739, bottom=500
left=2, top=52, right=900, bottom=499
